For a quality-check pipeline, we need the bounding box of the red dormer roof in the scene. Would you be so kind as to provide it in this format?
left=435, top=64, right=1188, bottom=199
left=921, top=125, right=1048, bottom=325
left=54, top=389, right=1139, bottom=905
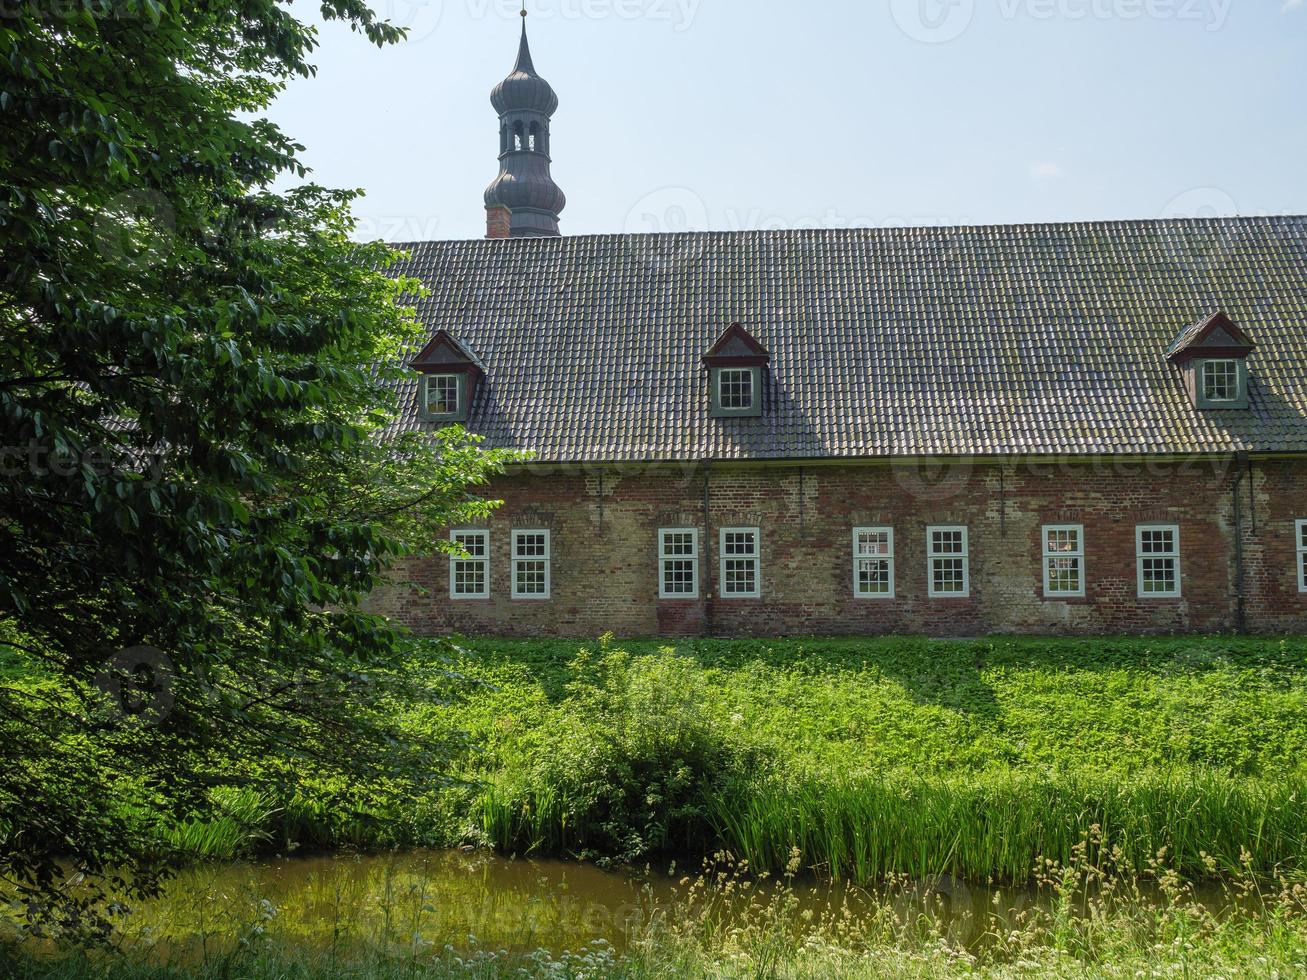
left=1166, top=311, right=1255, bottom=364
left=703, top=323, right=770, bottom=367
left=408, top=330, right=486, bottom=375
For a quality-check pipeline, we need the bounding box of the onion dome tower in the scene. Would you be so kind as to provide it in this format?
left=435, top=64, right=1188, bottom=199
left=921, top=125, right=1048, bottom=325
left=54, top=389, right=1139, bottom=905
left=483, top=8, right=566, bottom=238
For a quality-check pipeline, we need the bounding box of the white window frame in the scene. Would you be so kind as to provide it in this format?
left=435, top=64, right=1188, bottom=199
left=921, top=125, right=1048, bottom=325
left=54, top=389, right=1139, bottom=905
left=511, top=529, right=551, bottom=600
left=1136, top=524, right=1181, bottom=599
left=658, top=528, right=700, bottom=599
left=1296, top=520, right=1307, bottom=594
left=1200, top=359, right=1240, bottom=403
left=852, top=527, right=895, bottom=599
left=719, top=527, right=761, bottom=599
left=449, top=529, right=489, bottom=600
left=426, top=373, right=460, bottom=416
left=717, top=368, right=755, bottom=412
left=927, top=526, right=970, bottom=598
left=1042, top=524, right=1086, bottom=599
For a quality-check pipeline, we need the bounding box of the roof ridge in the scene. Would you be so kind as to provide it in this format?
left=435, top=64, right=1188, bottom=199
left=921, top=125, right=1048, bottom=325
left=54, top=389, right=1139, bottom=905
left=386, top=213, right=1307, bottom=249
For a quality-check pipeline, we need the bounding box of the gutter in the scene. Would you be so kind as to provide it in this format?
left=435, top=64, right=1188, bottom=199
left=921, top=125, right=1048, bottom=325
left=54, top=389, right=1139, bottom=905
left=1231, top=452, right=1250, bottom=635
left=499, top=451, right=1307, bottom=476
left=701, top=463, right=714, bottom=638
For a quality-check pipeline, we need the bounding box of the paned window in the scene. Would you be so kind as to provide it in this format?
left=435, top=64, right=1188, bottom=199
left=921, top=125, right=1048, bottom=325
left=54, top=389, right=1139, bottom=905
left=928, top=526, right=970, bottom=597
left=853, top=527, right=895, bottom=598
left=720, top=527, right=760, bottom=598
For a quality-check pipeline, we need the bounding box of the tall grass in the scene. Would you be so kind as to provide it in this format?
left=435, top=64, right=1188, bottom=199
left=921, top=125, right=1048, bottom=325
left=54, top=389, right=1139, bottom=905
left=478, top=766, right=1307, bottom=885
left=706, top=768, right=1307, bottom=883
left=155, top=784, right=468, bottom=862
left=161, top=788, right=278, bottom=860
left=156, top=787, right=391, bottom=860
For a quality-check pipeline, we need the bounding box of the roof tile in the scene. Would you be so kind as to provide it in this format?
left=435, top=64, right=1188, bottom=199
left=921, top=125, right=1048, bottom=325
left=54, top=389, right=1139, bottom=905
left=385, top=216, right=1307, bottom=461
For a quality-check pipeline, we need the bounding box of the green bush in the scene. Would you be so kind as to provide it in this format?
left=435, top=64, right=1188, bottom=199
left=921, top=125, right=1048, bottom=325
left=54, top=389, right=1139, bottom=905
left=479, top=647, right=770, bottom=863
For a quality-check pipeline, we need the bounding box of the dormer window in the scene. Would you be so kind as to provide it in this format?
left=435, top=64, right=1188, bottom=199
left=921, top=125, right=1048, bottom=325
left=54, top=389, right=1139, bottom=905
left=704, top=323, right=769, bottom=419
left=1166, top=311, right=1254, bottom=411
left=424, top=374, right=461, bottom=418
left=1200, top=359, right=1240, bottom=404
left=717, top=368, right=755, bottom=413
left=408, top=330, right=485, bottom=425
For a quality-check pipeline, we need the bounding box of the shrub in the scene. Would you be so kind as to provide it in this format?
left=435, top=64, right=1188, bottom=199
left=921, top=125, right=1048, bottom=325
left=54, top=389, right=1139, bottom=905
left=479, top=648, right=770, bottom=862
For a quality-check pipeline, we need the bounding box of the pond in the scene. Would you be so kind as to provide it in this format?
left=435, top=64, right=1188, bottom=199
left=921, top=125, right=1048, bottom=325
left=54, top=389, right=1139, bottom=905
left=46, top=849, right=1234, bottom=964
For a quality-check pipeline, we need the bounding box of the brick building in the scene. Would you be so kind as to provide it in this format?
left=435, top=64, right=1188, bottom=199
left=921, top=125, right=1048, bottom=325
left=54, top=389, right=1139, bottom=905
left=367, top=22, right=1307, bottom=638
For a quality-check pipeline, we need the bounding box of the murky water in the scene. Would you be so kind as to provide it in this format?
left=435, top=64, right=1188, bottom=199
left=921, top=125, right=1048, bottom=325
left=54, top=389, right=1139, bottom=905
left=136, top=850, right=677, bottom=955
left=14, top=850, right=1240, bottom=963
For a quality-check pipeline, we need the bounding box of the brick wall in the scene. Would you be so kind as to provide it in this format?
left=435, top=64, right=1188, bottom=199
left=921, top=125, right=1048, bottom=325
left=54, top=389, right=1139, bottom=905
left=366, top=458, right=1307, bottom=637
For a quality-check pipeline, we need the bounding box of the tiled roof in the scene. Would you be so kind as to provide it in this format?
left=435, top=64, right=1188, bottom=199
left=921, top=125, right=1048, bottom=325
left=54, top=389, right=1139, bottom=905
left=385, top=215, right=1307, bottom=462
left=1165, top=310, right=1254, bottom=360
left=1167, top=312, right=1223, bottom=359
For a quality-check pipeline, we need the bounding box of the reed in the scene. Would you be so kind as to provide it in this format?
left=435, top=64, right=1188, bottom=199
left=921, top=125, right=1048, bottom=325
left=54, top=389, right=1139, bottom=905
left=476, top=765, right=1307, bottom=884
left=705, top=767, right=1307, bottom=884
left=161, top=788, right=277, bottom=860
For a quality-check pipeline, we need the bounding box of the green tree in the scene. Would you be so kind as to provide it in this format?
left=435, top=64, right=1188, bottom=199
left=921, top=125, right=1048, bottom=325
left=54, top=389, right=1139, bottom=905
left=0, top=1, right=510, bottom=939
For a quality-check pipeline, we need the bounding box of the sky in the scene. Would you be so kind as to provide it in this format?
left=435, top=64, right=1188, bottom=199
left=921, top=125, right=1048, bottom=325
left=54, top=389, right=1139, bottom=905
left=268, top=0, right=1307, bottom=242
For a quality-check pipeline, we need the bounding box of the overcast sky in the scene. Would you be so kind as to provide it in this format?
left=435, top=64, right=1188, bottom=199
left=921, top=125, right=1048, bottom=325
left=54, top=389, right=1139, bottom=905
left=268, top=0, right=1307, bottom=242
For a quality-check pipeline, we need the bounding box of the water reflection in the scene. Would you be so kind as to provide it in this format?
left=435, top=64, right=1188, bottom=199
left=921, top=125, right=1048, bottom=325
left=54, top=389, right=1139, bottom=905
left=21, top=849, right=1239, bottom=963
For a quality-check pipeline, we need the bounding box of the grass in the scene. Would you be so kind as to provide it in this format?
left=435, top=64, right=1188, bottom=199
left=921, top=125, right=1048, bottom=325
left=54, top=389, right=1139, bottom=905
left=11, top=634, right=1307, bottom=881
left=705, top=769, right=1307, bottom=884
left=433, top=635, right=1307, bottom=883
left=447, top=635, right=1307, bottom=775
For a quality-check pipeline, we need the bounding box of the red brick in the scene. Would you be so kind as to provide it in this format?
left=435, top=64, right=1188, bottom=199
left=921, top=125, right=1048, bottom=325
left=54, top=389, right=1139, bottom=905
left=366, top=459, right=1307, bottom=637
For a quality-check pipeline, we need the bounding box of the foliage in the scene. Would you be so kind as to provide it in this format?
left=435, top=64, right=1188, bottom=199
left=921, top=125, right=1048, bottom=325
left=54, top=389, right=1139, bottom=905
left=446, top=635, right=1307, bottom=776
left=442, top=635, right=1307, bottom=880
left=479, top=644, right=768, bottom=863
left=0, top=0, right=514, bottom=941
left=6, top=633, right=1307, bottom=943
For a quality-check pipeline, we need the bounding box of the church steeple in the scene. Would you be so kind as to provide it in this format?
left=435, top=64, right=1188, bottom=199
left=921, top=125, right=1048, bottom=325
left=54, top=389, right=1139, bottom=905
left=512, top=19, right=537, bottom=75
left=484, top=9, right=566, bottom=238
